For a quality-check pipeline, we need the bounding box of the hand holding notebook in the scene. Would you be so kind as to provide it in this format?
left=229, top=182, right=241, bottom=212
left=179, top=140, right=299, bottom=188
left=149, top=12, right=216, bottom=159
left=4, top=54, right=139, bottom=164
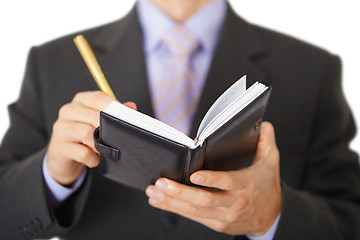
left=95, top=76, right=271, bottom=191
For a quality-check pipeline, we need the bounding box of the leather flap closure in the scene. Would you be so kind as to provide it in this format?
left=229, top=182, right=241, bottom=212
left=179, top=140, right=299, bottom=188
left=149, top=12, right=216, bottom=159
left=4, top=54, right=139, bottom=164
left=94, top=127, right=120, bottom=161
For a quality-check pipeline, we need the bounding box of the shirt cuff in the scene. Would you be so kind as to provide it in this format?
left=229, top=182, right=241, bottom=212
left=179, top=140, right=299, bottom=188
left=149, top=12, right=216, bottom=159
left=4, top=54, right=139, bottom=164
left=246, top=214, right=281, bottom=240
left=42, top=152, right=87, bottom=209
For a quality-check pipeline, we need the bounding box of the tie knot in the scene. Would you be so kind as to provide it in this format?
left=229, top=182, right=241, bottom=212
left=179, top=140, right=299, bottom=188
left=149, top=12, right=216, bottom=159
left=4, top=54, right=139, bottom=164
left=162, top=25, right=199, bottom=57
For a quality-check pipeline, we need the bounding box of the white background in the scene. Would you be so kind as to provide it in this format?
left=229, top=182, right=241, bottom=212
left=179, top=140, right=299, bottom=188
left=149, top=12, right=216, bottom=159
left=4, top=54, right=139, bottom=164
left=0, top=0, right=359, bottom=153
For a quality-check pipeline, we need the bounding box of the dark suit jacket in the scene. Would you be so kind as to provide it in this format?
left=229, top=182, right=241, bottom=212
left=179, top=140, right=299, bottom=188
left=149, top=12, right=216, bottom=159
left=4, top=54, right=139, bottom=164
left=0, top=4, right=359, bottom=240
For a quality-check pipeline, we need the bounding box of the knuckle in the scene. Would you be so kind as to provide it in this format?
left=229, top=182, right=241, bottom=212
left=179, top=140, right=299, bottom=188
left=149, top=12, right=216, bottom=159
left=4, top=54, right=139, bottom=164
left=233, top=198, right=248, bottom=211
left=247, top=181, right=259, bottom=195
left=88, top=156, right=100, bottom=168
left=91, top=91, right=103, bottom=102
left=214, top=222, right=228, bottom=233
left=172, top=185, right=183, bottom=198
left=91, top=113, right=100, bottom=127
left=79, top=125, right=94, bottom=140
left=48, top=140, right=59, bottom=157
left=96, top=91, right=111, bottom=101
left=96, top=92, right=112, bottom=108
left=93, top=91, right=105, bottom=98
left=52, top=120, right=60, bottom=133
left=78, top=148, right=92, bottom=163
left=225, top=173, right=237, bottom=189
left=79, top=149, right=100, bottom=168
left=58, top=103, right=71, bottom=118
left=89, top=91, right=111, bottom=110
left=200, top=193, right=215, bottom=207
left=73, top=92, right=85, bottom=102
left=186, top=204, right=199, bottom=216
left=225, top=212, right=239, bottom=225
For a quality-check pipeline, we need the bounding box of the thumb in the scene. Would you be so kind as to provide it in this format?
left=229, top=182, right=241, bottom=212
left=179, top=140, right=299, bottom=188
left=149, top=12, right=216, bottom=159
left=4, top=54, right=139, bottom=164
left=123, top=101, right=137, bottom=111
left=252, top=121, right=277, bottom=165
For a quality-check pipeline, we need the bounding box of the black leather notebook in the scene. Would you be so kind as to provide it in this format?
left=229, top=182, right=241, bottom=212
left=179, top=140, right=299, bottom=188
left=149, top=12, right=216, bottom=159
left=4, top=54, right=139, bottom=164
left=94, top=76, right=272, bottom=191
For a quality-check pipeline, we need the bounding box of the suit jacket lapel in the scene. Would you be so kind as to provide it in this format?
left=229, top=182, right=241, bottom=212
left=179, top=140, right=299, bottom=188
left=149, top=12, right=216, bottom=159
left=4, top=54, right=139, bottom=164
left=189, top=4, right=269, bottom=139
left=89, top=5, right=154, bottom=117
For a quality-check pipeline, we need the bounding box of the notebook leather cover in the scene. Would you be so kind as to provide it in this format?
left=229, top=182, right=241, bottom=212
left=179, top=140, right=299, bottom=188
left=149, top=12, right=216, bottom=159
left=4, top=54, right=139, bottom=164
left=94, top=87, right=271, bottom=191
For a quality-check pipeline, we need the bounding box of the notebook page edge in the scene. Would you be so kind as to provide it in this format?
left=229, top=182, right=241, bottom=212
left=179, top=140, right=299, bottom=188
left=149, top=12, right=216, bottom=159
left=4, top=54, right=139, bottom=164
left=198, top=83, right=267, bottom=142
left=104, top=102, right=195, bottom=148
left=196, top=75, right=247, bottom=137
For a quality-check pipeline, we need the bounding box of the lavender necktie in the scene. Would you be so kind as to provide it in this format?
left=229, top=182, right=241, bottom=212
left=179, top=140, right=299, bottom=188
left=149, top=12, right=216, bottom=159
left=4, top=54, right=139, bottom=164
left=152, top=26, right=200, bottom=135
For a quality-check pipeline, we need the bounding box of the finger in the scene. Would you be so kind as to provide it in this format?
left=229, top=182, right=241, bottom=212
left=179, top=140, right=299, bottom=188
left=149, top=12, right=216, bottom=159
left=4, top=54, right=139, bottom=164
left=58, top=102, right=100, bottom=128
left=148, top=194, right=223, bottom=231
left=190, top=170, right=252, bottom=191
left=259, top=121, right=276, bottom=144
left=146, top=185, right=223, bottom=220
left=60, top=141, right=100, bottom=168
left=123, top=101, right=137, bottom=110
left=72, top=91, right=116, bottom=111
left=150, top=178, right=231, bottom=207
left=148, top=193, right=229, bottom=234
left=253, top=121, right=277, bottom=164
left=188, top=216, right=230, bottom=234
left=54, top=120, right=98, bottom=153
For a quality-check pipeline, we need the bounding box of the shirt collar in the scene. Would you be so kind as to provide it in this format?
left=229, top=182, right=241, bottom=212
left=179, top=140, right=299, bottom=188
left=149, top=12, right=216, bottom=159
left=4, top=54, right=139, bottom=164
left=137, top=0, right=227, bottom=54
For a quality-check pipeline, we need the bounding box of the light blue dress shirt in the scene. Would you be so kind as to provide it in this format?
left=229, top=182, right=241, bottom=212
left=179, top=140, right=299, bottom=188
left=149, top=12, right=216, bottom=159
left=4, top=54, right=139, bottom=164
left=43, top=0, right=279, bottom=238
left=42, top=153, right=87, bottom=209
left=138, top=0, right=226, bottom=111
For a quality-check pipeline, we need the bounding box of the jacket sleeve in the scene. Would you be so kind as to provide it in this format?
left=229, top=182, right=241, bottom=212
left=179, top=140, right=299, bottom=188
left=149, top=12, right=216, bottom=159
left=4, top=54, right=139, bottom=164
left=0, top=47, right=91, bottom=240
left=274, top=55, right=360, bottom=239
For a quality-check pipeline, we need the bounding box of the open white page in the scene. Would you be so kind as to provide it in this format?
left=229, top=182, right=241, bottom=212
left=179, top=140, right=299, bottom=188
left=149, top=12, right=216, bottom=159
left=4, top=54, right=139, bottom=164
left=196, top=76, right=247, bottom=137
left=198, top=82, right=267, bottom=143
left=104, top=102, right=196, bottom=148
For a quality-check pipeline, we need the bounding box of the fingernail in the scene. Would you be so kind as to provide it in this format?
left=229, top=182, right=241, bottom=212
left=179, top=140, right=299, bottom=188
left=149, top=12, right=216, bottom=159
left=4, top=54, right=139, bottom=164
left=156, top=179, right=168, bottom=191
left=149, top=198, right=160, bottom=207
left=146, top=188, right=158, bottom=198
left=192, top=174, right=204, bottom=184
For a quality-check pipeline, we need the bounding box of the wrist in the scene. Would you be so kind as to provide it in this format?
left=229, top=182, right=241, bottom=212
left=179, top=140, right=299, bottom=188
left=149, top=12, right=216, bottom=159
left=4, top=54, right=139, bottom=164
left=247, top=214, right=281, bottom=240
left=250, top=216, right=277, bottom=236
left=43, top=155, right=88, bottom=209
left=47, top=156, right=85, bottom=185
left=250, top=184, right=282, bottom=236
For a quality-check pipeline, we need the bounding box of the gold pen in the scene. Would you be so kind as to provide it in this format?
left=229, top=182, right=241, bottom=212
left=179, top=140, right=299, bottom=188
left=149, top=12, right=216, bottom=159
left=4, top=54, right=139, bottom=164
left=73, top=34, right=116, bottom=99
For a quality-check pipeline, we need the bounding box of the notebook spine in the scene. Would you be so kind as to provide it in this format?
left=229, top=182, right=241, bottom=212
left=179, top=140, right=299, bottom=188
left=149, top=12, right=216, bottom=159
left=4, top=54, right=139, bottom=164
left=182, top=144, right=206, bottom=184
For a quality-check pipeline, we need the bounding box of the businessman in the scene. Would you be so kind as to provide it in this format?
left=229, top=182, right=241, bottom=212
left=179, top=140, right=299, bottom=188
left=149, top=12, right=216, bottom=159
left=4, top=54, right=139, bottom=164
left=0, top=0, right=359, bottom=239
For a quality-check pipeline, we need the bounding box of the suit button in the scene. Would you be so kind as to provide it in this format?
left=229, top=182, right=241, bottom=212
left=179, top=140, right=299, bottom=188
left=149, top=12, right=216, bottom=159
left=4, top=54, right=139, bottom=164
left=161, top=213, right=179, bottom=230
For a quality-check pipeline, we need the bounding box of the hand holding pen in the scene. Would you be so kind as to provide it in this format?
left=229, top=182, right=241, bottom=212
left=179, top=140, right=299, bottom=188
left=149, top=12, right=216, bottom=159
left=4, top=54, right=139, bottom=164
left=46, top=35, right=136, bottom=187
